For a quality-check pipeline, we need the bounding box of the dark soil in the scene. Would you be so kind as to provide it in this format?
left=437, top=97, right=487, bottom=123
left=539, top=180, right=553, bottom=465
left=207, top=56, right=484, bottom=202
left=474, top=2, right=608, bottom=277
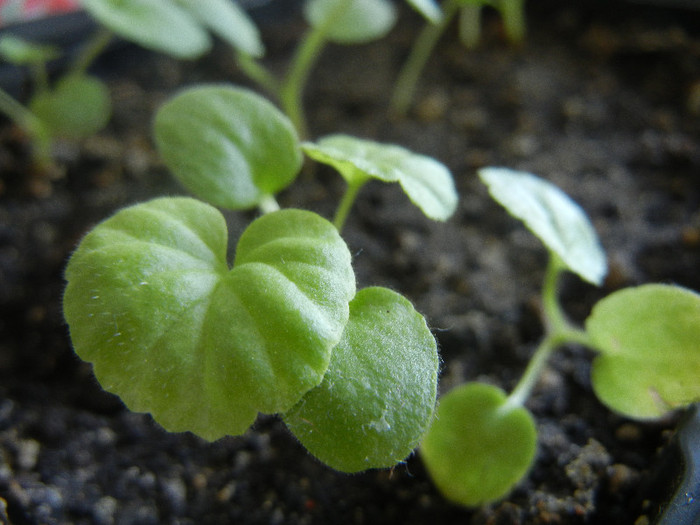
left=1, top=2, right=699, bottom=524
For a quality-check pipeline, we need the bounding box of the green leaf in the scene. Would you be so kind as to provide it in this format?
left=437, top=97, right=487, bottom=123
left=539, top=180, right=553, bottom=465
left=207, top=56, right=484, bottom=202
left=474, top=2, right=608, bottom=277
left=405, top=0, right=442, bottom=23
left=64, top=199, right=356, bottom=440
left=284, top=287, right=438, bottom=472
left=304, top=0, right=397, bottom=44
left=154, top=85, right=302, bottom=210
left=478, top=167, right=607, bottom=285
left=586, top=284, right=700, bottom=419
left=173, top=0, right=264, bottom=58
left=420, top=382, right=537, bottom=506
left=0, top=35, right=60, bottom=65
left=303, top=134, right=457, bottom=221
left=81, top=0, right=211, bottom=59
left=29, top=74, right=111, bottom=139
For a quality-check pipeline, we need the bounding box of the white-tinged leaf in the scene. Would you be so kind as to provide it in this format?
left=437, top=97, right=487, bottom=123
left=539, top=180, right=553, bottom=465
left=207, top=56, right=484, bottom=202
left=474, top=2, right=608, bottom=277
left=174, top=0, right=264, bottom=58
left=81, top=0, right=211, bottom=59
left=303, top=134, right=458, bottom=221
left=479, top=167, right=607, bottom=285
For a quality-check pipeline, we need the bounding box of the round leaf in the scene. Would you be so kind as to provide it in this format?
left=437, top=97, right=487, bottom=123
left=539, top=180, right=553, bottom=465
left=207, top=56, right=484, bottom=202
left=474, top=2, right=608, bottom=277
left=81, top=0, right=211, bottom=59
left=478, top=167, right=607, bottom=285
left=420, top=382, right=537, bottom=507
left=30, top=74, right=111, bottom=139
left=284, top=287, right=439, bottom=472
left=173, top=0, right=264, bottom=58
left=154, top=85, right=303, bottom=210
left=586, top=284, right=700, bottom=419
left=303, top=0, right=397, bottom=44
left=64, top=199, right=356, bottom=440
left=303, top=134, right=458, bottom=221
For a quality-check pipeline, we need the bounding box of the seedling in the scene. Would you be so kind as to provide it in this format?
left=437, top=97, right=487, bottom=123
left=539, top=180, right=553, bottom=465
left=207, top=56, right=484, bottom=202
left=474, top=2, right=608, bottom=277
left=420, top=167, right=700, bottom=506
left=390, top=0, right=526, bottom=115
left=63, top=84, right=458, bottom=472
left=0, top=32, right=111, bottom=171
left=81, top=0, right=440, bottom=137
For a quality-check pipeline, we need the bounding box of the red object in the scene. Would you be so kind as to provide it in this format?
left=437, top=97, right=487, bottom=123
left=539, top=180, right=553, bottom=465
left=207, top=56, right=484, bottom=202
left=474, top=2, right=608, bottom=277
left=0, top=0, right=81, bottom=27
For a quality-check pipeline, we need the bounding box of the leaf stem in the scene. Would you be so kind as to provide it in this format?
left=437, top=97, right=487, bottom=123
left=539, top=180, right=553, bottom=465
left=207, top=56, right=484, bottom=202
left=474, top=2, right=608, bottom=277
left=504, top=253, right=593, bottom=409
left=258, top=194, right=281, bottom=214
left=496, top=0, right=526, bottom=44
left=0, top=86, right=51, bottom=166
left=70, top=27, right=114, bottom=77
left=389, top=0, right=460, bottom=116
left=236, top=51, right=280, bottom=96
left=333, top=179, right=365, bottom=232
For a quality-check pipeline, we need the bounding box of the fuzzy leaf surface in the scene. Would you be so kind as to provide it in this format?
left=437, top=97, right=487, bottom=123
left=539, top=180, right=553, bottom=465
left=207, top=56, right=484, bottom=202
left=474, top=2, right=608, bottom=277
left=420, top=382, right=537, bottom=506
left=304, top=0, right=397, bottom=44
left=284, top=287, right=438, bottom=472
left=586, top=284, right=700, bottom=419
left=303, top=134, right=457, bottom=221
left=479, top=167, right=607, bottom=285
left=64, top=198, right=355, bottom=440
left=81, top=0, right=210, bottom=59
left=174, top=0, right=264, bottom=57
left=154, top=85, right=302, bottom=210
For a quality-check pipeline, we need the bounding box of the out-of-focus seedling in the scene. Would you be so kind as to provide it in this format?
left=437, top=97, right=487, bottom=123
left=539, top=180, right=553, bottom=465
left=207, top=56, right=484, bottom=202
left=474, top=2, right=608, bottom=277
left=390, top=0, right=526, bottom=116
left=421, top=167, right=700, bottom=506
left=0, top=33, right=111, bottom=171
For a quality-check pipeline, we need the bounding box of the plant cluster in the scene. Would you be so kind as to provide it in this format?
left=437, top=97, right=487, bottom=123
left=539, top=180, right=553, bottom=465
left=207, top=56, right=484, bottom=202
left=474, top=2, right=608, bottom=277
left=63, top=84, right=458, bottom=472
left=420, top=167, right=700, bottom=506
left=48, top=0, right=700, bottom=511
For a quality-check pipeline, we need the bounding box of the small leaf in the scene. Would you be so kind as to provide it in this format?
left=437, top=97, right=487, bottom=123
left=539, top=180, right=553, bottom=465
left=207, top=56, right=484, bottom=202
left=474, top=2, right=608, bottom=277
left=586, top=284, right=700, bottom=419
left=304, top=0, right=397, bottom=44
left=154, top=85, right=302, bottom=210
left=173, top=0, right=264, bottom=58
left=81, top=0, right=211, bottom=59
left=405, top=0, right=442, bottom=23
left=420, top=382, right=537, bottom=507
left=0, top=35, right=60, bottom=65
left=64, top=199, right=355, bottom=440
left=303, top=134, right=457, bottom=221
left=478, top=167, right=607, bottom=285
left=29, top=74, right=111, bottom=139
left=284, top=287, right=438, bottom=472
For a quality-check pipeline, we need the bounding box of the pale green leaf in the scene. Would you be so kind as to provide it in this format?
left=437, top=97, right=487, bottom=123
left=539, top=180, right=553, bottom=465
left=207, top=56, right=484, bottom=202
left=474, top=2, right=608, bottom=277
left=64, top=199, right=355, bottom=440
left=154, top=85, right=302, bottom=210
left=81, top=0, right=211, bottom=59
left=174, top=0, right=264, bottom=57
left=29, top=74, right=111, bottom=139
left=284, top=287, right=439, bottom=472
left=303, top=134, right=458, bottom=221
left=479, top=167, right=607, bottom=285
left=304, top=0, right=397, bottom=44
left=420, top=382, right=537, bottom=506
left=587, top=284, right=700, bottom=419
